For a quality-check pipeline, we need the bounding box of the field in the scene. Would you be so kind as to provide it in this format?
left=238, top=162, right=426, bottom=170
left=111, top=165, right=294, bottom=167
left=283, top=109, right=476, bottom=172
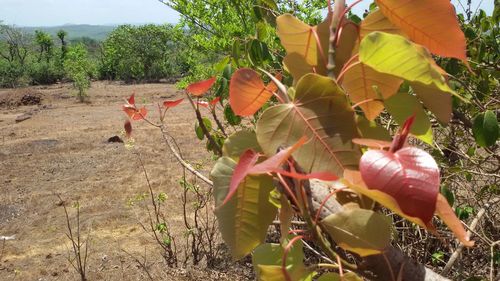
left=0, top=82, right=247, bottom=280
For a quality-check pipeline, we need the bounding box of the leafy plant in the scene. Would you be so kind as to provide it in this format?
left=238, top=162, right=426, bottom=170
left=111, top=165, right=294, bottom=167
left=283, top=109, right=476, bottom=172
left=121, top=0, right=498, bottom=280
left=64, top=44, right=94, bottom=102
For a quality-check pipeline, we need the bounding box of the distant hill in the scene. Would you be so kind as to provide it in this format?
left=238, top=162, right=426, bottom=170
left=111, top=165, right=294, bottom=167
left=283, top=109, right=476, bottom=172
left=21, top=24, right=117, bottom=41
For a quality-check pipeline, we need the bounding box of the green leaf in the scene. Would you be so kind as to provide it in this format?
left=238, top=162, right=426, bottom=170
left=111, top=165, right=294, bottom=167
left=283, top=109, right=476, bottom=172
left=356, top=115, right=392, bottom=141
left=384, top=91, right=433, bottom=145
left=211, top=157, right=277, bottom=259
left=256, top=74, right=360, bottom=175
left=195, top=117, right=213, bottom=140
left=440, top=186, right=455, bottom=207
left=253, top=239, right=315, bottom=281
left=359, top=32, right=464, bottom=102
left=224, top=104, right=242, bottom=125
left=472, top=110, right=499, bottom=147
left=222, top=130, right=262, bottom=160
left=411, top=82, right=452, bottom=124
left=322, top=208, right=392, bottom=257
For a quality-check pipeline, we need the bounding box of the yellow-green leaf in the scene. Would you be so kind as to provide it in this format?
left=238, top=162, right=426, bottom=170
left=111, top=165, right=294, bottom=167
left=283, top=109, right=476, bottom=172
left=411, top=82, right=452, bottom=124
left=211, top=157, right=277, bottom=259
left=322, top=208, right=392, bottom=257
left=384, top=91, right=433, bottom=145
left=359, top=32, right=460, bottom=101
left=360, top=9, right=403, bottom=38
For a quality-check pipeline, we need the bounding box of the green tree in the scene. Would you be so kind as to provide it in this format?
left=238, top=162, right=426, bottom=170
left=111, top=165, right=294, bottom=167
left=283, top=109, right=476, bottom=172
left=0, top=23, right=31, bottom=87
left=100, top=24, right=187, bottom=82
left=64, top=44, right=94, bottom=102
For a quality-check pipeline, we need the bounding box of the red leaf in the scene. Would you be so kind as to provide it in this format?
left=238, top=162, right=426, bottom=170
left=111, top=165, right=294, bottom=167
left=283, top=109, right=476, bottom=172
left=249, top=136, right=307, bottom=174
left=128, top=94, right=135, bottom=105
left=359, top=147, right=440, bottom=224
left=163, top=98, right=184, bottom=108
left=124, top=120, right=132, bottom=137
left=209, top=97, right=221, bottom=108
left=134, top=107, right=148, bottom=120
left=223, top=150, right=260, bottom=205
left=186, top=77, right=217, bottom=96
left=123, top=105, right=147, bottom=121
left=229, top=68, right=274, bottom=117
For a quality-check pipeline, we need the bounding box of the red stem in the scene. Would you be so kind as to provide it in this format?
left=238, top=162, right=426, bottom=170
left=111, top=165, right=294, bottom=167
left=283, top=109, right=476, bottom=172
left=282, top=235, right=305, bottom=281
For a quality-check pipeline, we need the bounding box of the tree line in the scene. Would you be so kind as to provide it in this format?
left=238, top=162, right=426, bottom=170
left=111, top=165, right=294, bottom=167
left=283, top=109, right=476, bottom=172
left=0, top=23, right=208, bottom=91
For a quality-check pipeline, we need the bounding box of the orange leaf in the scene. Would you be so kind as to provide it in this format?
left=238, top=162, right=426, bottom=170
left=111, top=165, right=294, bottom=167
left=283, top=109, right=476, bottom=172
left=376, top=0, right=468, bottom=63
left=163, top=98, right=184, bottom=108
left=229, top=68, right=274, bottom=117
left=342, top=62, right=402, bottom=120
left=123, top=105, right=147, bottom=121
left=352, top=138, right=392, bottom=149
left=186, top=77, right=216, bottom=96
left=435, top=194, right=474, bottom=247
left=265, top=73, right=283, bottom=94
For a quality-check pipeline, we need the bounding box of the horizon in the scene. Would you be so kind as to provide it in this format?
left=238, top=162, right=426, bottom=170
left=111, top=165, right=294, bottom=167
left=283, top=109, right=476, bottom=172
left=0, top=0, right=494, bottom=27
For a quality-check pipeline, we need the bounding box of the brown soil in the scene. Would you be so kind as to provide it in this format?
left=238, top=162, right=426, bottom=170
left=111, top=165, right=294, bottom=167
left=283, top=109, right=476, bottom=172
left=0, top=82, right=248, bottom=280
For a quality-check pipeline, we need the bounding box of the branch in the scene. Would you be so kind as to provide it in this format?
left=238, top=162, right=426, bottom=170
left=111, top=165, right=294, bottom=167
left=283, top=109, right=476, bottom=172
left=441, top=197, right=500, bottom=276
left=308, top=179, right=452, bottom=281
left=160, top=125, right=213, bottom=186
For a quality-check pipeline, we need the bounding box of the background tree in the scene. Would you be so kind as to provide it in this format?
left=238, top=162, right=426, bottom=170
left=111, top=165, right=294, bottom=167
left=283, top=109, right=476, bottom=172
left=64, top=44, right=94, bottom=102
left=0, top=23, right=31, bottom=87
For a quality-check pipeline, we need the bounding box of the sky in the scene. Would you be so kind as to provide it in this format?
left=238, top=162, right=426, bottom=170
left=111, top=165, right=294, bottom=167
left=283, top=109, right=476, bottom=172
left=0, top=0, right=494, bottom=27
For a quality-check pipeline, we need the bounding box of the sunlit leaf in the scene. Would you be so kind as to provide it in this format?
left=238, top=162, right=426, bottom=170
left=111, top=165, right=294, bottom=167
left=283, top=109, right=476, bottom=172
left=229, top=68, right=274, bottom=116
left=322, top=208, right=392, bottom=256
left=359, top=146, right=440, bottom=224
left=163, top=98, right=184, bottom=108
left=376, top=0, right=468, bottom=63
left=343, top=62, right=402, bottom=120
left=384, top=91, right=433, bottom=144
left=256, top=74, right=360, bottom=175
left=276, top=14, right=323, bottom=66
left=359, top=32, right=461, bottom=102
left=186, top=77, right=217, bottom=96
left=360, top=9, right=403, bottom=38
left=211, top=157, right=277, bottom=259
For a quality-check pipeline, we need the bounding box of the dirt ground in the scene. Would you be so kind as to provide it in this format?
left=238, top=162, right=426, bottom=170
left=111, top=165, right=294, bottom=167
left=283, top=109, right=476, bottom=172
left=0, top=82, right=248, bottom=280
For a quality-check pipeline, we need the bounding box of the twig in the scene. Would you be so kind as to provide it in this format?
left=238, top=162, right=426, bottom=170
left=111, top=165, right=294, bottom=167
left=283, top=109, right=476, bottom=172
left=160, top=125, right=213, bottom=186
left=442, top=197, right=500, bottom=275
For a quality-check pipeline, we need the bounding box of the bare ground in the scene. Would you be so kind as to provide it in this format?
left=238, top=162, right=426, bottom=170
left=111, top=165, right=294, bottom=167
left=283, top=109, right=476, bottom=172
left=0, top=82, right=249, bottom=280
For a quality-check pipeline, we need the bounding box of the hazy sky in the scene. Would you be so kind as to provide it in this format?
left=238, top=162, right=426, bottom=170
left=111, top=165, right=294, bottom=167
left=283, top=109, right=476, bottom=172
left=0, top=0, right=494, bottom=27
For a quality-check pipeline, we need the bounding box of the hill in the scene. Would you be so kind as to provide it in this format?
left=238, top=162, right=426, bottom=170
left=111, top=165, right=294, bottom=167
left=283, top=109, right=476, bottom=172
left=21, top=24, right=116, bottom=41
